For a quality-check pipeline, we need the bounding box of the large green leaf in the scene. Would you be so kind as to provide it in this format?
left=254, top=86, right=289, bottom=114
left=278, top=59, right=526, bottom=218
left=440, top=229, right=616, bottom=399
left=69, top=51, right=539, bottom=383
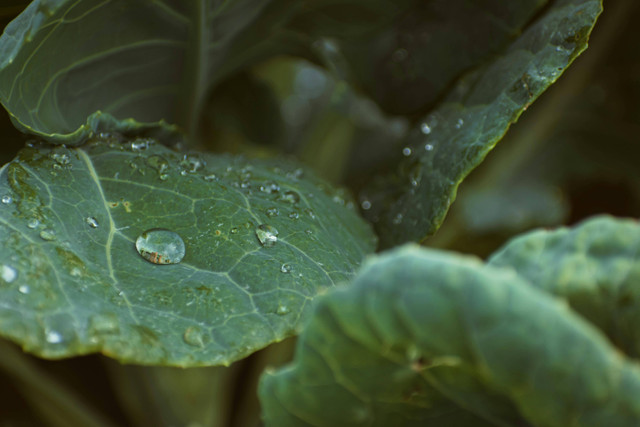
left=0, top=0, right=308, bottom=144
left=489, top=215, right=640, bottom=358
left=362, top=0, right=602, bottom=247
left=259, top=245, right=640, bottom=426
left=0, top=137, right=375, bottom=366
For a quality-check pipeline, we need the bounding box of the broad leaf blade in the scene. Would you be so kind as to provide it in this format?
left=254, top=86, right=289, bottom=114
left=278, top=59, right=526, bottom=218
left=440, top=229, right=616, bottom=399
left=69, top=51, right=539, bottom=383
left=489, top=215, right=640, bottom=358
left=0, top=0, right=300, bottom=144
left=259, top=246, right=640, bottom=426
left=363, top=0, right=602, bottom=247
left=0, top=138, right=375, bottom=366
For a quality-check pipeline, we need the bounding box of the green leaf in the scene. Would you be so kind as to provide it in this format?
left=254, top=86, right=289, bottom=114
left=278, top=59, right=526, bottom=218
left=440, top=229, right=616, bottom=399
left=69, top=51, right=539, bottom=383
left=362, top=0, right=602, bottom=247
left=0, top=137, right=376, bottom=366
left=259, top=245, right=640, bottom=426
left=0, top=0, right=303, bottom=144
left=489, top=215, right=640, bottom=358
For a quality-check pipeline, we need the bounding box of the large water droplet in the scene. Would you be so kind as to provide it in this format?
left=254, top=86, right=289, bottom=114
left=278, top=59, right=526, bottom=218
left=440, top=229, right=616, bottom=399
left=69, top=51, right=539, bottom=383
left=27, top=218, right=39, bottom=229
left=402, top=147, right=412, bottom=156
left=85, top=217, right=99, bottom=228
left=18, top=285, right=30, bottom=294
left=183, top=326, right=206, bottom=347
left=255, top=224, right=278, bottom=247
left=424, top=143, right=434, bottom=151
left=1, top=265, right=17, bottom=283
left=135, top=229, right=186, bottom=265
left=1, top=195, right=12, bottom=204
left=420, top=123, right=432, bottom=135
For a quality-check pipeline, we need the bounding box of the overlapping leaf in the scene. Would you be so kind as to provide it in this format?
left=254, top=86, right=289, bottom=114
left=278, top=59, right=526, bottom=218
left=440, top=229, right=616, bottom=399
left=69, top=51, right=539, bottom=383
left=259, top=245, right=640, bottom=426
left=0, top=0, right=307, bottom=144
left=362, top=0, right=602, bottom=247
left=489, top=215, right=640, bottom=358
left=0, top=137, right=376, bottom=366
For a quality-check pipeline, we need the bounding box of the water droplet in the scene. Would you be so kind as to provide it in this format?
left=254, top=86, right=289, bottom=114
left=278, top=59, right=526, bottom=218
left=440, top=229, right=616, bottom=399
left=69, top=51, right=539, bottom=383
left=305, top=209, right=316, bottom=219
left=45, top=330, right=63, bottom=344
left=130, top=138, right=151, bottom=151
left=420, top=123, right=431, bottom=135
left=27, top=218, right=39, bottom=229
left=361, top=200, right=372, bottom=210
left=259, top=181, right=280, bottom=194
left=276, top=305, right=291, bottom=315
left=281, top=190, right=300, bottom=204
left=18, top=285, right=30, bottom=294
left=230, top=227, right=239, bottom=234
left=280, top=263, right=292, bottom=273
left=455, top=118, right=464, bottom=129
left=181, top=154, right=206, bottom=173
left=88, top=313, right=119, bottom=336
left=135, top=229, right=186, bottom=265
left=146, top=154, right=169, bottom=174
left=203, top=174, right=217, bottom=181
left=424, top=144, right=434, bottom=151
left=183, top=326, right=206, bottom=347
left=1, top=195, right=12, bottom=204
left=39, top=229, right=56, bottom=241
left=85, top=217, right=99, bottom=228
left=402, top=147, right=412, bottom=156
left=1, top=265, right=17, bottom=283
left=255, top=224, right=278, bottom=247
left=288, top=211, right=299, bottom=220
left=266, top=207, right=279, bottom=217
left=50, top=153, right=71, bottom=167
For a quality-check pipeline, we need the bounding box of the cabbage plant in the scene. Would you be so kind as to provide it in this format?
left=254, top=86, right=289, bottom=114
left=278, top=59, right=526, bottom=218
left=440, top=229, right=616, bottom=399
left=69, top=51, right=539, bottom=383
left=2, top=1, right=639, bottom=426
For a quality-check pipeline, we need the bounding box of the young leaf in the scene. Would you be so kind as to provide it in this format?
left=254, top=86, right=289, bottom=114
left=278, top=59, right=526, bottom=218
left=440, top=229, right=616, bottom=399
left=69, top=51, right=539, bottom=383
left=363, top=0, right=602, bottom=247
left=0, top=137, right=375, bottom=366
left=489, top=215, right=640, bottom=358
left=259, top=245, right=640, bottom=426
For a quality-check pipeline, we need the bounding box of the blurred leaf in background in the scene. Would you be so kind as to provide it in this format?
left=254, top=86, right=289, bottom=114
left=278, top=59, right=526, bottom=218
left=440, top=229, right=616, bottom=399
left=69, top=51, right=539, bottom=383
left=427, top=0, right=640, bottom=257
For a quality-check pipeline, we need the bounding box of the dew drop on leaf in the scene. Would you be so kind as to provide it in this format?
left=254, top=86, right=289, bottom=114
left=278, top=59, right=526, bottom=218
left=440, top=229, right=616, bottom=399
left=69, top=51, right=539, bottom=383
left=276, top=305, right=290, bottom=316
left=420, top=123, right=431, bottom=135
left=183, top=326, right=205, bottom=347
left=255, top=224, right=278, bottom=247
left=45, top=330, right=63, bottom=344
left=39, top=229, right=56, bottom=241
left=18, top=285, right=30, bottom=294
left=27, top=218, right=39, bottom=229
left=135, top=229, right=186, bottom=265
left=85, top=217, right=99, bottom=228
left=266, top=207, right=279, bottom=217
left=280, top=263, right=292, bottom=273
left=424, top=143, right=434, bottom=151
left=288, top=211, right=299, bottom=220
left=402, top=147, right=412, bottom=156
left=1, top=195, right=12, bottom=204
left=1, top=265, right=17, bottom=283
left=281, top=190, right=300, bottom=204
left=230, top=227, right=239, bottom=234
